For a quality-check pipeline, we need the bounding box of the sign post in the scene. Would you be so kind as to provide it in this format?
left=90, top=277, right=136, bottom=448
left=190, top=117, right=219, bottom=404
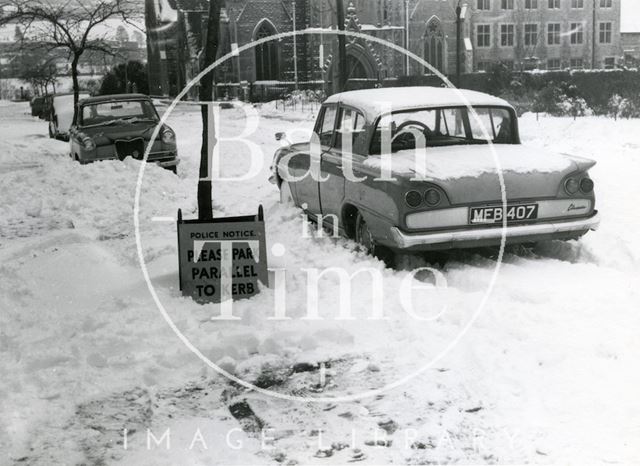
left=177, top=206, right=269, bottom=304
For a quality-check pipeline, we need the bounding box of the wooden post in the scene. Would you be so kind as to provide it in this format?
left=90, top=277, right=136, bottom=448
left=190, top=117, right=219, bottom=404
left=198, top=0, right=223, bottom=221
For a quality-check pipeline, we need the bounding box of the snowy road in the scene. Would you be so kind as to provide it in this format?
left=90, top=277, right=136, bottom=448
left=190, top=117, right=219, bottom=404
left=1, top=101, right=639, bottom=465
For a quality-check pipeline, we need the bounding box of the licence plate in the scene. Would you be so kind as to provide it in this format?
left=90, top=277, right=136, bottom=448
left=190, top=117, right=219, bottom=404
left=469, top=204, right=538, bottom=225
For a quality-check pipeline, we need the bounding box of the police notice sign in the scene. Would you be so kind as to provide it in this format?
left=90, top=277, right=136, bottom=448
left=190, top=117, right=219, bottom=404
left=177, top=208, right=268, bottom=304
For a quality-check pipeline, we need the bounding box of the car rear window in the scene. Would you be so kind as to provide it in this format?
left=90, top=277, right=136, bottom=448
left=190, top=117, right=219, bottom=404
left=370, top=106, right=515, bottom=154
left=81, top=100, right=158, bottom=126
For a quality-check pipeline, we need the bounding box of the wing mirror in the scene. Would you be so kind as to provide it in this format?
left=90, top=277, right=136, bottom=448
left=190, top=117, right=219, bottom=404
left=275, top=132, right=292, bottom=146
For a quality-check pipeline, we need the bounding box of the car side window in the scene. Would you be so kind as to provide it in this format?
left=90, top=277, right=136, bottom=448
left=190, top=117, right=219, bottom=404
left=317, top=105, right=338, bottom=147
left=336, top=107, right=367, bottom=153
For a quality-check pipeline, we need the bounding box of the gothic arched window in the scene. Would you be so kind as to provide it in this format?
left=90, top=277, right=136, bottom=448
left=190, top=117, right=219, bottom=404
left=254, top=20, right=279, bottom=81
left=424, top=17, right=445, bottom=73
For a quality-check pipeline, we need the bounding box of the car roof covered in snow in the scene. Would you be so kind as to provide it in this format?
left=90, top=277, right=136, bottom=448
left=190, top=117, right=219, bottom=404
left=80, top=94, right=152, bottom=105
left=324, top=87, right=513, bottom=120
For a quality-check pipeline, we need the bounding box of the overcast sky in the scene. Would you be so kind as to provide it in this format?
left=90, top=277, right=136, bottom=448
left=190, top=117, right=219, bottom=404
left=621, top=0, right=640, bottom=32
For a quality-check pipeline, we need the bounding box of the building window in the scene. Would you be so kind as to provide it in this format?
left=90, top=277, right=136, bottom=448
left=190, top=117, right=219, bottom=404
left=254, top=21, right=279, bottom=81
left=548, top=0, right=560, bottom=8
left=477, top=61, right=491, bottom=71
left=604, top=57, right=615, bottom=68
left=599, top=22, right=612, bottom=43
left=382, top=0, right=390, bottom=24
left=501, top=0, right=514, bottom=9
left=570, top=58, right=584, bottom=68
left=548, top=23, right=561, bottom=45
left=424, top=17, right=445, bottom=73
left=501, top=24, right=515, bottom=46
left=524, top=23, right=538, bottom=47
left=571, top=0, right=584, bottom=7
left=525, top=0, right=538, bottom=9
left=600, top=0, right=612, bottom=7
left=548, top=58, right=561, bottom=70
left=570, top=23, right=584, bottom=44
left=477, top=0, right=490, bottom=10
left=477, top=24, right=491, bottom=47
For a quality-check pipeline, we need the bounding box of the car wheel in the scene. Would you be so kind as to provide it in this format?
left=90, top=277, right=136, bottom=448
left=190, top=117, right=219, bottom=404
left=355, top=212, right=395, bottom=266
left=279, top=181, right=294, bottom=205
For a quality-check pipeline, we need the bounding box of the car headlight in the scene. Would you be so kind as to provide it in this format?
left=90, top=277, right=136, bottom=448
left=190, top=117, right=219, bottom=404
left=425, top=189, right=441, bottom=207
left=565, top=178, right=580, bottom=195
left=580, top=177, right=594, bottom=194
left=405, top=191, right=423, bottom=208
left=82, top=136, right=96, bottom=151
left=161, top=127, right=176, bottom=144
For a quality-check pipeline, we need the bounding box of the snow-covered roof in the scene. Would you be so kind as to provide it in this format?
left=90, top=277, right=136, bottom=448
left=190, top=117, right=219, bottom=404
left=325, top=87, right=513, bottom=120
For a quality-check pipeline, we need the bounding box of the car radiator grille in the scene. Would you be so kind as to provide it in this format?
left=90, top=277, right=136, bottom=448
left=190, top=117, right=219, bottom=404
left=115, top=138, right=145, bottom=160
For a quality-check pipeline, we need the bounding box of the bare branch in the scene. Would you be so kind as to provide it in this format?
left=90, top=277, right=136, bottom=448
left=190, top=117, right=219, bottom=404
left=0, top=0, right=138, bottom=121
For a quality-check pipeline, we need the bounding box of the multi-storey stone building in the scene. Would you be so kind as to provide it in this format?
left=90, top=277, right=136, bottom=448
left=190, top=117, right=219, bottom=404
left=145, top=0, right=623, bottom=98
left=470, top=0, right=623, bottom=71
left=622, top=32, right=640, bottom=65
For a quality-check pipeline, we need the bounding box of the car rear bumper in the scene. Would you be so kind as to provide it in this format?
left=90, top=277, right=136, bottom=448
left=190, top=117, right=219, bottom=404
left=156, top=158, right=180, bottom=169
left=389, top=213, right=601, bottom=250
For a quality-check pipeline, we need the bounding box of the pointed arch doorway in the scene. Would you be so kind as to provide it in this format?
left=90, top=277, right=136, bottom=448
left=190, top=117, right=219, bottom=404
left=253, top=19, right=280, bottom=81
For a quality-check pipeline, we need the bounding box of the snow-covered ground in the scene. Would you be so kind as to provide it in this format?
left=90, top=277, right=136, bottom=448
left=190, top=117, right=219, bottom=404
left=1, top=100, right=639, bottom=465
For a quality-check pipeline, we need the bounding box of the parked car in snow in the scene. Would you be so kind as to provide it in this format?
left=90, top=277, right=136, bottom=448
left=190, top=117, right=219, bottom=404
left=41, top=94, right=54, bottom=121
left=270, top=87, right=600, bottom=261
left=30, top=96, right=46, bottom=118
left=49, top=93, right=90, bottom=140
left=69, top=94, right=179, bottom=173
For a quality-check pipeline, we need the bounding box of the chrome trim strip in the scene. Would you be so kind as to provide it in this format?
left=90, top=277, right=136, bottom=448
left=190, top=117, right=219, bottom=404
left=157, top=159, right=180, bottom=167
left=391, top=214, right=601, bottom=248
left=406, top=199, right=594, bottom=231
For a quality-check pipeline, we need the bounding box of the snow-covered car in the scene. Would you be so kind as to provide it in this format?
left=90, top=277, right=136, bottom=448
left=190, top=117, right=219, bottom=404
left=69, top=94, right=179, bottom=173
left=30, top=96, right=46, bottom=118
left=49, top=93, right=90, bottom=140
left=270, top=87, right=600, bottom=260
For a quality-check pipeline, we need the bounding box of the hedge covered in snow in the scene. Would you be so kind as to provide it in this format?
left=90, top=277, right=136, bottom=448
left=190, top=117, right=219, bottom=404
left=395, top=68, right=640, bottom=118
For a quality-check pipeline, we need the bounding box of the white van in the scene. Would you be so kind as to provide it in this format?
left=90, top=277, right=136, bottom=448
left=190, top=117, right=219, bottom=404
left=48, top=93, right=90, bottom=141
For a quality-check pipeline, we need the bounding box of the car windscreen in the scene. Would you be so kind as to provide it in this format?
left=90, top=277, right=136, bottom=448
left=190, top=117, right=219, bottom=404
left=81, top=100, right=158, bottom=126
left=370, top=106, right=515, bottom=155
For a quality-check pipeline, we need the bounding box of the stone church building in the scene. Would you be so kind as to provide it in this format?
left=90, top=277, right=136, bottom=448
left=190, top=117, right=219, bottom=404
left=145, top=0, right=622, bottom=99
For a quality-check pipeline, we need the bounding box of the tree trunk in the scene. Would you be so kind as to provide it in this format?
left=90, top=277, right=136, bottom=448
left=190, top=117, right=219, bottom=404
left=197, top=0, right=223, bottom=220
left=71, top=51, right=81, bottom=124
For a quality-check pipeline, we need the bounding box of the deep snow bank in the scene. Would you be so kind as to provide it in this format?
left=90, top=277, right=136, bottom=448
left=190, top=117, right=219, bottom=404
left=1, top=102, right=639, bottom=465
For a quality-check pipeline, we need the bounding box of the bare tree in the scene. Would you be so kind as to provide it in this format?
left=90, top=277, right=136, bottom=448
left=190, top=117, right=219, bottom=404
left=0, top=0, right=138, bottom=121
left=20, top=55, right=59, bottom=95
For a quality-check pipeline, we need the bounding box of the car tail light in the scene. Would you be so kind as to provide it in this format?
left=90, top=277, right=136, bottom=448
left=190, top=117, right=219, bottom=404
left=405, top=191, right=422, bottom=208
left=425, top=189, right=441, bottom=207
left=580, top=178, right=594, bottom=193
left=161, top=127, right=175, bottom=144
left=565, top=178, right=579, bottom=195
left=82, top=136, right=95, bottom=151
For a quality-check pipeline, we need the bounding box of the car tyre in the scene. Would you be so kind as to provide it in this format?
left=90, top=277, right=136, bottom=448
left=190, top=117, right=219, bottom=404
left=355, top=212, right=395, bottom=267
left=279, top=181, right=294, bottom=205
